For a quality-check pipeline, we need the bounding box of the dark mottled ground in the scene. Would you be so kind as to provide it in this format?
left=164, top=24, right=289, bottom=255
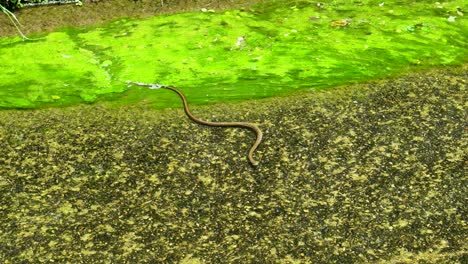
left=0, top=65, right=467, bottom=263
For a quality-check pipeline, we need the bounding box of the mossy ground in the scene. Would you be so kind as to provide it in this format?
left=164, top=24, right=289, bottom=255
left=0, top=65, right=466, bottom=262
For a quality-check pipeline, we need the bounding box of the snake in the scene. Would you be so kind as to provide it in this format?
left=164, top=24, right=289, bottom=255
left=127, top=81, right=263, bottom=166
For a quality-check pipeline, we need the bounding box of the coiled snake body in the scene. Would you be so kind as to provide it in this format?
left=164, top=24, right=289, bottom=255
left=128, top=81, right=263, bottom=166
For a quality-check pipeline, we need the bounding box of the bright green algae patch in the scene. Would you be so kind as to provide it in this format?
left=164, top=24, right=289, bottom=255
left=0, top=32, right=116, bottom=108
left=0, top=0, right=467, bottom=108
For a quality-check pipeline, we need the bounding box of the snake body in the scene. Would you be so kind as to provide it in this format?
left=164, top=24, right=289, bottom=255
left=128, top=81, right=262, bottom=166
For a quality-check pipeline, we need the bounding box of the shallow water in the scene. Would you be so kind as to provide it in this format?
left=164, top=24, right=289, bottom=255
left=1, top=0, right=466, bottom=109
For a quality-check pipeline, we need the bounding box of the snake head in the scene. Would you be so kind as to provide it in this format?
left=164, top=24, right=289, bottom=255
left=148, top=84, right=163, bottom=89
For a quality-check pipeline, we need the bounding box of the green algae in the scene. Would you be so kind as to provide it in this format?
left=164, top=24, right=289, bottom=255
left=0, top=0, right=467, bottom=109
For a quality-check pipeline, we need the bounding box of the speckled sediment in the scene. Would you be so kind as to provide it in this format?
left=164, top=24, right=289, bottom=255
left=0, top=66, right=466, bottom=263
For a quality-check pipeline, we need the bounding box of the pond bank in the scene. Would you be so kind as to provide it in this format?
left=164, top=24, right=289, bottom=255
left=0, top=0, right=265, bottom=37
left=0, top=65, right=466, bottom=262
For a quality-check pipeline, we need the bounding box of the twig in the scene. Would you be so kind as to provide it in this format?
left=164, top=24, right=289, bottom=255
left=0, top=4, right=29, bottom=40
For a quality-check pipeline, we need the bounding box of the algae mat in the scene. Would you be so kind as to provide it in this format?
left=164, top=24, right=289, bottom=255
left=0, top=66, right=466, bottom=262
left=0, top=0, right=467, bottom=109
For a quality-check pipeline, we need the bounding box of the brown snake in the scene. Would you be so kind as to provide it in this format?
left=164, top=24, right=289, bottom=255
left=127, top=81, right=263, bottom=166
